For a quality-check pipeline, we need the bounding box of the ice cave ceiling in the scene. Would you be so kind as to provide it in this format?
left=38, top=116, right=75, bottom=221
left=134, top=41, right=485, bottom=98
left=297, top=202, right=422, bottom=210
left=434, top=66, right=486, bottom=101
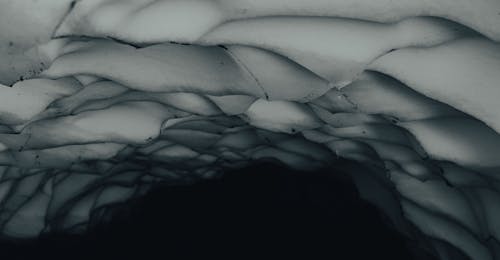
left=1, top=0, right=500, bottom=259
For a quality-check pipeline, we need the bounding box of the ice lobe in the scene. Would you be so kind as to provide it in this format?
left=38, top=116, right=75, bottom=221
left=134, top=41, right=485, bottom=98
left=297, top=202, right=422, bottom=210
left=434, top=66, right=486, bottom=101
left=56, top=0, right=500, bottom=42
left=0, top=0, right=73, bottom=85
left=0, top=78, right=81, bottom=125
left=200, top=16, right=471, bottom=85
left=371, top=38, right=500, bottom=134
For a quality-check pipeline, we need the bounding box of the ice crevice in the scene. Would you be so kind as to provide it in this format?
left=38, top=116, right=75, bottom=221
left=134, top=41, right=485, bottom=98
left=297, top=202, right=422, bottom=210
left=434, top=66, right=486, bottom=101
left=1, top=1, right=500, bottom=260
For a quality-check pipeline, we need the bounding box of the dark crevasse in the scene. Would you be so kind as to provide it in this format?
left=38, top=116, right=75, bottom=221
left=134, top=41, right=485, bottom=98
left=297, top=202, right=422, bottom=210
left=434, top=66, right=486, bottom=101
left=0, top=162, right=436, bottom=260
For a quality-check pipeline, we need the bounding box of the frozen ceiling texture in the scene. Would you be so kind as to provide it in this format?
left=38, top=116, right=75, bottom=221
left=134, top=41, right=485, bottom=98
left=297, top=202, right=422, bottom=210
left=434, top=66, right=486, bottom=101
left=1, top=0, right=500, bottom=259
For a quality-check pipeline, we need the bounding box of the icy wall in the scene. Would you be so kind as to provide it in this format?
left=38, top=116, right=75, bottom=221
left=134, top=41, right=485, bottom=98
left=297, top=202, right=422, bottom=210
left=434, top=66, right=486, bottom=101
left=1, top=1, right=500, bottom=259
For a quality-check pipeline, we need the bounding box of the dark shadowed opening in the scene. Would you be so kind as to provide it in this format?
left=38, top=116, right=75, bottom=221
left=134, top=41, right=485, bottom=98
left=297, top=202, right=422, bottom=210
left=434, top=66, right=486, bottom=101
left=0, top=161, right=437, bottom=260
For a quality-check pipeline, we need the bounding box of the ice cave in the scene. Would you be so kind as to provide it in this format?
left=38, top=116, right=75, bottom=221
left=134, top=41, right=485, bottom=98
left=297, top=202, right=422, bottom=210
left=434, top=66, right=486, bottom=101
left=0, top=1, right=500, bottom=259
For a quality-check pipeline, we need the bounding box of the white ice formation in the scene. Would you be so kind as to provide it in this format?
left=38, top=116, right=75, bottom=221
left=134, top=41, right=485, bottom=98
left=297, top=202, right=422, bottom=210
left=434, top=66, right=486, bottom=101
left=1, top=1, right=500, bottom=259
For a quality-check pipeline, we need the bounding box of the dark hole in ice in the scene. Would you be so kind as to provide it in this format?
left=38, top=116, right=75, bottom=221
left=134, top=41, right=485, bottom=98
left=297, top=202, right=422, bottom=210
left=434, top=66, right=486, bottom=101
left=0, top=162, right=436, bottom=260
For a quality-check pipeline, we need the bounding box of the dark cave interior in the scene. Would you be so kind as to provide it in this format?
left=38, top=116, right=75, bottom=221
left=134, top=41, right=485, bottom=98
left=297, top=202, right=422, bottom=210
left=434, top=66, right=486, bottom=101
left=0, top=162, right=437, bottom=260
